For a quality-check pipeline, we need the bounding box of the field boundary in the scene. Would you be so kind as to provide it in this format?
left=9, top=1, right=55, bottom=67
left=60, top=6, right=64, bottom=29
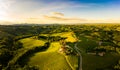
left=64, top=55, right=75, bottom=70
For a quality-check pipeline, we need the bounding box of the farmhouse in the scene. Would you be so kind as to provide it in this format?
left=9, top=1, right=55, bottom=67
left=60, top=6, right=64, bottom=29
left=87, top=51, right=105, bottom=56
left=59, top=45, right=70, bottom=52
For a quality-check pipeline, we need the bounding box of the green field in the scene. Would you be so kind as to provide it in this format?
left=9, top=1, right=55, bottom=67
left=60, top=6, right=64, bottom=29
left=19, top=32, right=78, bottom=70
left=7, top=31, right=120, bottom=70
left=28, top=42, right=72, bottom=70
left=6, top=37, right=47, bottom=68
left=77, top=35, right=120, bottom=70
left=1, top=24, right=120, bottom=70
left=40, top=32, right=77, bottom=43
left=82, top=53, right=120, bottom=70
left=51, top=32, right=77, bottom=42
left=19, top=37, right=46, bottom=48
left=66, top=55, right=78, bottom=70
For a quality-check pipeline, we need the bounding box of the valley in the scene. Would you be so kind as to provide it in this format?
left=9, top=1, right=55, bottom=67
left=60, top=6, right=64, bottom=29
left=0, top=24, right=120, bottom=70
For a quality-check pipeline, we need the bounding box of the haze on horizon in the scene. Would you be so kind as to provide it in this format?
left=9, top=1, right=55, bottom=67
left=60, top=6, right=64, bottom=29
left=0, top=0, right=120, bottom=25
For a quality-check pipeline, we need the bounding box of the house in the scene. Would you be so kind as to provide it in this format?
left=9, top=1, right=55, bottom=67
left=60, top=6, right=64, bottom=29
left=87, top=52, right=105, bottom=56
left=98, top=52, right=105, bottom=56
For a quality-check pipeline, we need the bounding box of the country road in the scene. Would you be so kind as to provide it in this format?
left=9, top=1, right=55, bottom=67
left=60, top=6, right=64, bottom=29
left=74, top=43, right=82, bottom=70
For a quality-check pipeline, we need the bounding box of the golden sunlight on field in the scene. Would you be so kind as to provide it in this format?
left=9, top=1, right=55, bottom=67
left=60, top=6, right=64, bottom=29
left=51, top=32, right=77, bottom=42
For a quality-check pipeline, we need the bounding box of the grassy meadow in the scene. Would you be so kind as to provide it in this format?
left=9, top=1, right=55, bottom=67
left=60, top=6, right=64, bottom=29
left=19, top=32, right=78, bottom=70
left=19, top=37, right=46, bottom=48
left=77, top=35, right=120, bottom=70
left=28, top=42, right=71, bottom=70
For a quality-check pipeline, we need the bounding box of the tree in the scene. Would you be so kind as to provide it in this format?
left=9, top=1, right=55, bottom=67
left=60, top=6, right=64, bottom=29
left=0, top=48, right=13, bottom=67
left=112, top=31, right=120, bottom=51
left=114, top=60, right=120, bottom=70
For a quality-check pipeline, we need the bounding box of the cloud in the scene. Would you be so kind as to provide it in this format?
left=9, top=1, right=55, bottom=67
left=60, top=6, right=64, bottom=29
left=51, top=12, right=64, bottom=16
left=0, top=0, right=98, bottom=22
left=0, top=0, right=14, bottom=16
left=23, top=14, right=88, bottom=24
left=3, top=0, right=95, bottom=13
left=43, top=15, right=87, bottom=22
left=2, top=0, right=120, bottom=24
left=43, top=11, right=87, bottom=22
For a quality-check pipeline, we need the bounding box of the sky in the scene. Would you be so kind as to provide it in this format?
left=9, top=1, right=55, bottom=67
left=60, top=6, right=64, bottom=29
left=0, top=0, right=120, bottom=24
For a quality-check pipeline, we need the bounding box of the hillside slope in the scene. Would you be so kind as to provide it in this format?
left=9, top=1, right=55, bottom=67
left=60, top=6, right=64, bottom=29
left=28, top=42, right=72, bottom=70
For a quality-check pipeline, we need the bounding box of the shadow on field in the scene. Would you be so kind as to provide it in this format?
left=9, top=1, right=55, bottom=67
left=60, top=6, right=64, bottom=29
left=17, top=42, right=50, bottom=67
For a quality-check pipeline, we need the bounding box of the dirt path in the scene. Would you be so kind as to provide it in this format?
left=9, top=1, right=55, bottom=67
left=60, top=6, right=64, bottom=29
left=74, top=43, right=82, bottom=70
left=64, top=56, right=75, bottom=70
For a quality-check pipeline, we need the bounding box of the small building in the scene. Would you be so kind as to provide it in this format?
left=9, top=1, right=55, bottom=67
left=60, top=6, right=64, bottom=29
left=59, top=46, right=66, bottom=53
left=98, top=52, right=105, bottom=56
left=87, top=52, right=105, bottom=56
left=59, top=45, right=72, bottom=54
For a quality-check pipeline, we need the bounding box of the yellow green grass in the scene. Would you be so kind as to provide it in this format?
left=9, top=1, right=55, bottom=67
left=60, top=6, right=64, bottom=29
left=66, top=55, right=78, bottom=70
left=7, top=37, right=46, bottom=67
left=19, top=32, right=78, bottom=70
left=40, top=32, right=77, bottom=43
left=51, top=32, right=77, bottom=42
left=28, top=42, right=72, bottom=70
left=77, top=36, right=120, bottom=70
left=19, top=37, right=46, bottom=48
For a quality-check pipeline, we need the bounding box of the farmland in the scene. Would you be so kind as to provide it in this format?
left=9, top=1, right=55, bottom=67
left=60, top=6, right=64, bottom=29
left=28, top=42, right=71, bottom=70
left=17, top=32, right=78, bottom=70
left=0, top=24, right=120, bottom=70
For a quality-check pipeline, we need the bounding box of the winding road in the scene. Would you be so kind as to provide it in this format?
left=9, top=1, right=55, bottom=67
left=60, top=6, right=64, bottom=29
left=74, top=43, right=82, bottom=70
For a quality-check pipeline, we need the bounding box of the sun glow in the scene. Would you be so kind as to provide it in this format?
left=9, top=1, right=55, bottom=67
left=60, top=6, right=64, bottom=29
left=0, top=0, right=14, bottom=21
left=0, top=0, right=7, bottom=20
left=0, top=0, right=120, bottom=24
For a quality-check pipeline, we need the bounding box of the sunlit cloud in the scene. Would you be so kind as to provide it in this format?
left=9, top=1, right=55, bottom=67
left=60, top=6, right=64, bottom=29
left=43, top=15, right=87, bottom=21
left=0, top=0, right=120, bottom=24
left=51, top=12, right=64, bottom=16
left=0, top=0, right=95, bottom=22
left=4, top=12, right=120, bottom=24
